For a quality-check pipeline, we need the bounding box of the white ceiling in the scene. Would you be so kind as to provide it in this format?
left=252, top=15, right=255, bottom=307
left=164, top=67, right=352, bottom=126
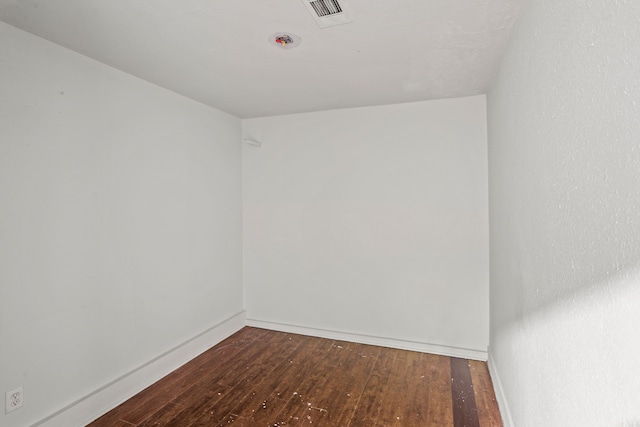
left=0, top=0, right=526, bottom=118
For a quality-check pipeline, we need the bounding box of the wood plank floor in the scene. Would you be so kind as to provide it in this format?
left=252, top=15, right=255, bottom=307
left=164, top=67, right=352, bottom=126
left=88, top=327, right=502, bottom=426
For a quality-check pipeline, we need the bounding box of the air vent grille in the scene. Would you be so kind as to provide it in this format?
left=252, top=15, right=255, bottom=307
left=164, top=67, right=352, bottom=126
left=301, top=0, right=352, bottom=28
left=310, top=0, right=342, bottom=17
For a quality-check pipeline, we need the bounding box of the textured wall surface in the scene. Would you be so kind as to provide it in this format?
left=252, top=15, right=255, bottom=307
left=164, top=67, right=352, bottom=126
left=243, top=96, right=489, bottom=355
left=487, top=1, right=640, bottom=425
left=0, top=23, right=243, bottom=427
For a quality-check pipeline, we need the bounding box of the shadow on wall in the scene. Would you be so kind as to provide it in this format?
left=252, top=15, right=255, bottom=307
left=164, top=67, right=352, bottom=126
left=492, top=263, right=640, bottom=426
left=489, top=125, right=640, bottom=317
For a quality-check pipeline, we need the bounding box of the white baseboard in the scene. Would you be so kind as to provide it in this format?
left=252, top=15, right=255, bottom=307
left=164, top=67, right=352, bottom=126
left=487, top=351, right=514, bottom=427
left=33, top=311, right=246, bottom=427
left=246, top=319, right=488, bottom=361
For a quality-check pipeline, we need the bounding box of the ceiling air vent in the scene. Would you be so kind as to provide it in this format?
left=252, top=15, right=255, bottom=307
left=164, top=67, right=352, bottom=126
left=310, top=0, right=342, bottom=16
left=301, top=0, right=352, bottom=28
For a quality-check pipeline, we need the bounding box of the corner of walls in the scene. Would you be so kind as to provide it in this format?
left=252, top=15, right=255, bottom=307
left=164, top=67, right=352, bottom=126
left=487, top=351, right=513, bottom=427
left=242, top=98, right=490, bottom=359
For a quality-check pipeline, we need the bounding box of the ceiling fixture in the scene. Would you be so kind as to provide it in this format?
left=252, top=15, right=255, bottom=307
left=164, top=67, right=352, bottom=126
left=269, top=33, right=301, bottom=49
left=300, top=0, right=352, bottom=28
left=275, top=35, right=294, bottom=47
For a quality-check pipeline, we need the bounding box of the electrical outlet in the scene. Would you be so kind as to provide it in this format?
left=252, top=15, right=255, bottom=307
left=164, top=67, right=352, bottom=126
left=5, top=387, right=23, bottom=413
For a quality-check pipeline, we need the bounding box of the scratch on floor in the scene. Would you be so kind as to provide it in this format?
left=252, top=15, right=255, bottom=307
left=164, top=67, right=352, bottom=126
left=306, top=402, right=328, bottom=412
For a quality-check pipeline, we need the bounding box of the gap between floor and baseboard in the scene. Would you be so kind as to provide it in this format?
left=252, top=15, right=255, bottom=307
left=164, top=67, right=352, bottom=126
left=246, top=318, right=488, bottom=361
left=32, top=311, right=247, bottom=427
left=487, top=352, right=514, bottom=427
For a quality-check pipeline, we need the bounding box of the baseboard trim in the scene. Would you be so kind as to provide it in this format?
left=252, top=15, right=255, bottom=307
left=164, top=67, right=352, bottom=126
left=487, top=351, right=514, bottom=427
left=33, top=311, right=246, bottom=427
left=246, top=319, right=487, bottom=361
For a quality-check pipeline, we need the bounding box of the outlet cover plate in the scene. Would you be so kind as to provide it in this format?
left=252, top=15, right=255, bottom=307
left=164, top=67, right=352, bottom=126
left=6, top=386, right=24, bottom=413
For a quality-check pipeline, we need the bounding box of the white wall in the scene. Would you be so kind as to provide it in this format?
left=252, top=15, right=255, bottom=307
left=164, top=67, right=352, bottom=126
left=243, top=96, right=489, bottom=358
left=0, top=23, right=243, bottom=427
left=487, top=1, right=640, bottom=425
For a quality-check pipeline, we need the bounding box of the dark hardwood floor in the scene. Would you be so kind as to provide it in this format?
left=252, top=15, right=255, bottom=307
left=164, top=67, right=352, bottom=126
left=88, top=327, right=502, bottom=426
